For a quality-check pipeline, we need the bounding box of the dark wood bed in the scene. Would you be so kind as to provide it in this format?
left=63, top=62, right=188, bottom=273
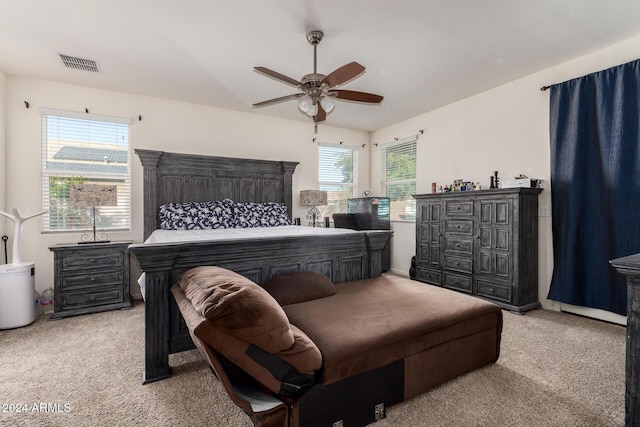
left=128, top=149, right=392, bottom=384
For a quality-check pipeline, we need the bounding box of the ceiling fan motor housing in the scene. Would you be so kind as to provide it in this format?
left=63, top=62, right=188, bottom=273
left=306, top=30, right=324, bottom=45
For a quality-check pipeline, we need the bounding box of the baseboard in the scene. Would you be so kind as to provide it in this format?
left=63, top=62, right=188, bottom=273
left=560, top=303, right=626, bottom=326
left=387, top=268, right=409, bottom=278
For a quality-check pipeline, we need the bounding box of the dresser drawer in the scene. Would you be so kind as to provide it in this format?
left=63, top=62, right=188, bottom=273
left=444, top=219, right=473, bottom=235
left=61, top=250, right=124, bottom=271
left=444, top=236, right=473, bottom=255
left=476, top=280, right=511, bottom=303
left=445, top=201, right=473, bottom=216
left=61, top=288, right=124, bottom=310
left=416, top=267, right=441, bottom=285
left=61, top=270, right=124, bottom=291
left=444, top=255, right=473, bottom=274
left=444, top=272, right=472, bottom=293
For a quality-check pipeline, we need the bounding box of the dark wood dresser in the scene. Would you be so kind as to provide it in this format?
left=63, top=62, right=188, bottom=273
left=610, top=253, right=640, bottom=427
left=49, top=241, right=132, bottom=320
left=414, top=188, right=542, bottom=313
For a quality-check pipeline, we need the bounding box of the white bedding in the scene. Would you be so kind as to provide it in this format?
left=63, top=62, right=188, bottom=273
left=137, top=226, right=360, bottom=298
left=144, top=225, right=358, bottom=244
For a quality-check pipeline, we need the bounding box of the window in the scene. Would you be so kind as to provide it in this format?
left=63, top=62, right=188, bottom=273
left=381, top=136, right=417, bottom=221
left=41, top=109, right=131, bottom=232
left=318, top=143, right=359, bottom=219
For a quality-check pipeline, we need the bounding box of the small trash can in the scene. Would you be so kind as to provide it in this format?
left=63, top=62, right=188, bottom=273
left=0, top=262, right=36, bottom=329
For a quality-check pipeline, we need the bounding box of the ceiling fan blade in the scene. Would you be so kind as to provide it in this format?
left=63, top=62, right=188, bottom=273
left=333, top=90, right=384, bottom=104
left=254, top=67, right=302, bottom=88
left=252, top=93, right=305, bottom=108
left=321, top=62, right=365, bottom=88
left=314, top=104, right=326, bottom=123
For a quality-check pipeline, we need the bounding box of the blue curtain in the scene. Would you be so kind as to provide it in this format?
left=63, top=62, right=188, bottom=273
left=547, top=58, right=640, bottom=316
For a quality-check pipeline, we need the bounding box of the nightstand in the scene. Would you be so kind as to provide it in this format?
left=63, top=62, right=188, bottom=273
left=48, top=241, right=132, bottom=320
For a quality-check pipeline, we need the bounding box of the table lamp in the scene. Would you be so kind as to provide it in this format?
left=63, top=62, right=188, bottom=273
left=69, top=184, right=117, bottom=244
left=300, top=190, right=327, bottom=227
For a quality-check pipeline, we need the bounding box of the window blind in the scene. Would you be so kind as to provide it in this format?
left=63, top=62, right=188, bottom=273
left=41, top=110, right=131, bottom=232
left=318, top=143, right=359, bottom=219
left=381, top=136, right=417, bottom=221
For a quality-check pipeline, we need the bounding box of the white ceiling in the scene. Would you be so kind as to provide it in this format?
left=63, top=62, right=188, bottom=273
left=1, top=0, right=640, bottom=132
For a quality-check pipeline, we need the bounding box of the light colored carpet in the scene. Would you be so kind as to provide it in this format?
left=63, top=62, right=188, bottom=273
left=0, top=301, right=625, bottom=426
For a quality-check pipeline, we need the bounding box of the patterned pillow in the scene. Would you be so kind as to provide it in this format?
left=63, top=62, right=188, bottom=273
left=233, top=201, right=291, bottom=228
left=159, top=199, right=236, bottom=230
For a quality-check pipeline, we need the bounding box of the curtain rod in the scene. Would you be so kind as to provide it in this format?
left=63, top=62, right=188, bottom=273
left=540, top=85, right=551, bottom=91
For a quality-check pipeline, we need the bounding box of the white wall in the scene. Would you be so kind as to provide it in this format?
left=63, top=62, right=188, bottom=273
left=371, top=34, right=640, bottom=323
left=4, top=76, right=369, bottom=296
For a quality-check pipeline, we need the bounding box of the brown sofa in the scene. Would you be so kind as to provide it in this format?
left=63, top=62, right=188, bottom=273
left=171, top=266, right=503, bottom=427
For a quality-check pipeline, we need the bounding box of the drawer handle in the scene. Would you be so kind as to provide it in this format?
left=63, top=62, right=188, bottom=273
left=90, top=277, right=96, bottom=282
left=455, top=244, right=460, bottom=247
left=456, top=206, right=461, bottom=210
left=89, top=258, right=96, bottom=263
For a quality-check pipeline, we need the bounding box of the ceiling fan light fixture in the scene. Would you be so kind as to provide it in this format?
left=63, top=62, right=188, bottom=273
left=320, top=98, right=335, bottom=113
left=307, top=102, right=318, bottom=116
left=298, top=97, right=312, bottom=114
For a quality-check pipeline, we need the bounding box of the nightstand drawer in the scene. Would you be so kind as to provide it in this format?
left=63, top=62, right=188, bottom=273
left=61, top=250, right=124, bottom=271
left=61, top=270, right=124, bottom=291
left=61, top=289, right=124, bottom=310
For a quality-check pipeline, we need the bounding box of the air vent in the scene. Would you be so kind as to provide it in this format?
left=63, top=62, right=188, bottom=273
left=59, top=54, right=100, bottom=73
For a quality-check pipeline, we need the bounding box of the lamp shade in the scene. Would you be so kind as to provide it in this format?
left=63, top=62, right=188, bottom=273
left=69, top=184, right=117, bottom=208
left=300, top=190, right=327, bottom=206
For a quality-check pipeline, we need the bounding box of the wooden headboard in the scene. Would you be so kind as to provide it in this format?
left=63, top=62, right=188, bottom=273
left=135, top=149, right=299, bottom=240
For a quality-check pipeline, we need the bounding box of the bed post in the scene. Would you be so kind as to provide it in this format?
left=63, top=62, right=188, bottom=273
left=280, top=161, right=297, bottom=221
left=365, top=230, right=393, bottom=277
left=135, top=149, right=164, bottom=241
left=131, top=245, right=182, bottom=384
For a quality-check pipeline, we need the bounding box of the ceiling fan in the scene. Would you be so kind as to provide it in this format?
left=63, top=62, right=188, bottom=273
left=252, top=30, right=383, bottom=129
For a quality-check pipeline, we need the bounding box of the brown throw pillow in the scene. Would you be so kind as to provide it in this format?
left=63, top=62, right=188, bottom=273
left=178, top=266, right=294, bottom=353
left=262, top=271, right=336, bottom=306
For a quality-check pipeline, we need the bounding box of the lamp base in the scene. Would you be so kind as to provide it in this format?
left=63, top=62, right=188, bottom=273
left=78, top=219, right=110, bottom=244
left=306, top=206, right=321, bottom=227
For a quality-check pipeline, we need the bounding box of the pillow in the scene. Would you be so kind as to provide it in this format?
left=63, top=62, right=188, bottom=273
left=159, top=199, right=235, bottom=230
left=263, top=271, right=336, bottom=306
left=233, top=201, right=291, bottom=228
left=261, top=201, right=292, bottom=227
left=178, top=266, right=294, bottom=353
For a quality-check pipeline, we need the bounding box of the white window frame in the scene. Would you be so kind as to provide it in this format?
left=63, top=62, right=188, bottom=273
left=318, top=142, right=360, bottom=220
left=40, top=108, right=132, bottom=233
left=380, top=136, right=417, bottom=221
